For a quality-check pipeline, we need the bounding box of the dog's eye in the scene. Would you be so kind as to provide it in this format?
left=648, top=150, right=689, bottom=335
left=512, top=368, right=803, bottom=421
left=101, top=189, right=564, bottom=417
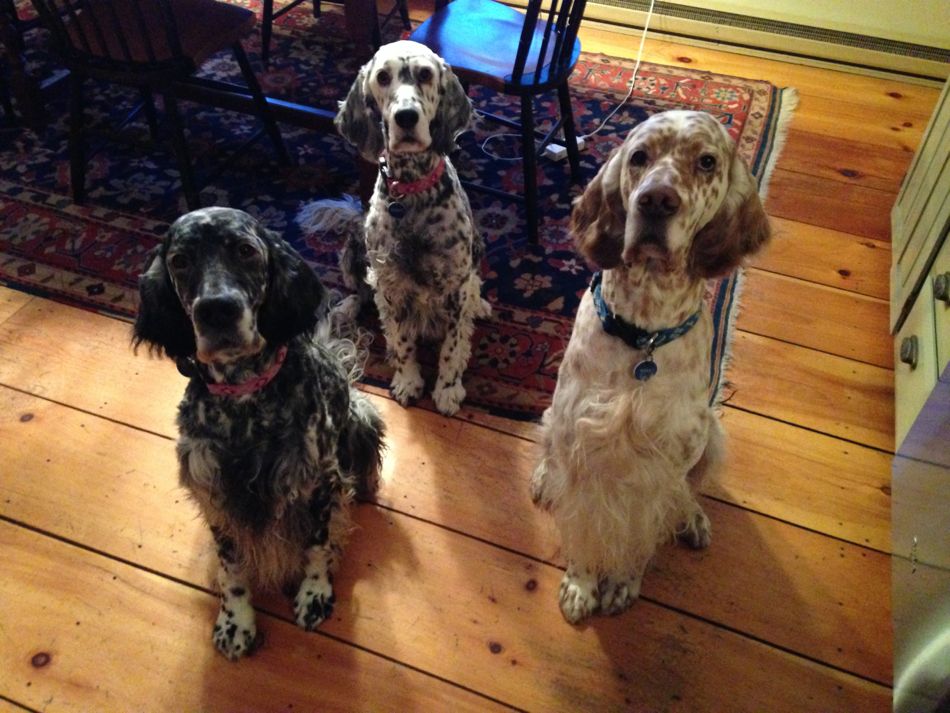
left=698, top=154, right=717, bottom=172
left=417, top=67, right=433, bottom=84
left=169, top=253, right=188, bottom=271
left=376, top=70, right=391, bottom=87
left=237, top=243, right=257, bottom=260
left=630, top=150, right=649, bottom=167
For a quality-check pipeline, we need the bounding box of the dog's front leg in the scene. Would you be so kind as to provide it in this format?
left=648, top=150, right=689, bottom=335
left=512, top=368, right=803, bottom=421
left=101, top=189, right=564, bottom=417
left=294, top=478, right=349, bottom=631
left=377, top=297, right=425, bottom=406
left=211, top=528, right=257, bottom=660
left=432, top=283, right=479, bottom=416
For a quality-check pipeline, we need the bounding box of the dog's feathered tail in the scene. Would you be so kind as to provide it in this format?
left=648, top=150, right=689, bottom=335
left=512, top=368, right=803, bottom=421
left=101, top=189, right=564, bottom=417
left=297, top=196, right=372, bottom=306
left=338, top=391, right=385, bottom=500
left=313, top=308, right=385, bottom=500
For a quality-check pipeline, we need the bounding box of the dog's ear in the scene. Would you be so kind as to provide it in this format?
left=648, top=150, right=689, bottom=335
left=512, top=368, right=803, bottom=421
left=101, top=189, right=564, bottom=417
left=132, top=244, right=196, bottom=358
left=430, top=61, right=472, bottom=155
left=335, top=64, right=385, bottom=162
left=257, top=229, right=327, bottom=345
left=571, top=146, right=626, bottom=269
left=687, top=150, right=771, bottom=279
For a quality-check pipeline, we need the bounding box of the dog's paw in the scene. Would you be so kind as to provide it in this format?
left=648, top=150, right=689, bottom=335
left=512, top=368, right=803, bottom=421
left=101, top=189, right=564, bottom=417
left=558, top=570, right=599, bottom=624
left=390, top=369, right=424, bottom=406
left=432, top=381, right=465, bottom=416
left=599, top=575, right=642, bottom=617
left=677, top=508, right=712, bottom=550
left=212, top=601, right=257, bottom=661
left=294, top=575, right=335, bottom=631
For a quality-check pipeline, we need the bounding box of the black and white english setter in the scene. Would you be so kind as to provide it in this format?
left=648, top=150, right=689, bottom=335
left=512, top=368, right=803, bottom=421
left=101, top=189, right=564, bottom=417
left=532, top=111, right=771, bottom=623
left=299, top=40, right=490, bottom=416
left=133, top=207, right=385, bottom=660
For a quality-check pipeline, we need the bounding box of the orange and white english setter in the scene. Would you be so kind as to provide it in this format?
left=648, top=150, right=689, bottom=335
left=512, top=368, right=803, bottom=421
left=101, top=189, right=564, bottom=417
left=531, top=110, right=771, bottom=624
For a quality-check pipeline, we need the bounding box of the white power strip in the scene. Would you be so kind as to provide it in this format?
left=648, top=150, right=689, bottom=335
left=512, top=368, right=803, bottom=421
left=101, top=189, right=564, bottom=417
left=543, top=137, right=586, bottom=161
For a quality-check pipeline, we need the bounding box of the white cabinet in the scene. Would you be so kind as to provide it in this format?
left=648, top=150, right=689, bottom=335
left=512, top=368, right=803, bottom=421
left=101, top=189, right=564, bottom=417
left=890, top=78, right=950, bottom=713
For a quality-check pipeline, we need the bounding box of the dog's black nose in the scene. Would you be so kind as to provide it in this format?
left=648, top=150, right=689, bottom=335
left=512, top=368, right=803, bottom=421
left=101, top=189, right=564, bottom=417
left=394, top=108, right=419, bottom=130
left=194, top=295, right=243, bottom=331
left=637, top=187, right=681, bottom=219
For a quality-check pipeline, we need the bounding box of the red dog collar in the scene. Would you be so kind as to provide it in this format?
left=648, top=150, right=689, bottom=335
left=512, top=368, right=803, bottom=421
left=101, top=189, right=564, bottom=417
left=206, top=345, right=288, bottom=397
left=380, top=156, right=446, bottom=198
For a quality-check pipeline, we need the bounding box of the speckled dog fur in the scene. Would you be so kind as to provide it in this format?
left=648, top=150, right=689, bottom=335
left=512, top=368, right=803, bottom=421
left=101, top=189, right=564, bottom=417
left=532, top=111, right=771, bottom=624
left=133, top=207, right=385, bottom=660
left=299, top=41, right=490, bottom=416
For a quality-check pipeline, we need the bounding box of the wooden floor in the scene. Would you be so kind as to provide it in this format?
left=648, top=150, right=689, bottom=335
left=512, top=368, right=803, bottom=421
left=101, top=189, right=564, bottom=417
left=0, top=16, right=940, bottom=713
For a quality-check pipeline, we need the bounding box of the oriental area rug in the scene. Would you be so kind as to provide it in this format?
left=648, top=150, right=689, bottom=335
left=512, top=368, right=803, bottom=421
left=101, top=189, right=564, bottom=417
left=0, top=2, right=795, bottom=420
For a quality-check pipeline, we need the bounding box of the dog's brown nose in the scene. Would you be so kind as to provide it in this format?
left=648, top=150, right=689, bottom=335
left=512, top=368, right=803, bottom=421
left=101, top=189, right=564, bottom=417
left=637, top=186, right=680, bottom=219
left=394, top=108, right=419, bottom=130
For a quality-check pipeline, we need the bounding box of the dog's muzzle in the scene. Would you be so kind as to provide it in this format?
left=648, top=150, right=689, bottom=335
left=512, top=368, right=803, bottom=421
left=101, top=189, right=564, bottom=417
left=623, top=184, right=680, bottom=267
left=192, top=293, right=261, bottom=363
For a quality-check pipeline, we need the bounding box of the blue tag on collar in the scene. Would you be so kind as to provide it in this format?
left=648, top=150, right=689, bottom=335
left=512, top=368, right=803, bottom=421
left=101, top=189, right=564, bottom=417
left=634, top=359, right=658, bottom=381
left=388, top=201, right=406, bottom=219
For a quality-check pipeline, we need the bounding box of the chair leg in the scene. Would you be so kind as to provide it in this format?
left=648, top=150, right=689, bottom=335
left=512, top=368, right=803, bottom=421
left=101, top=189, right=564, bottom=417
left=232, top=41, right=292, bottom=166
left=397, top=0, right=411, bottom=30
left=68, top=72, right=86, bottom=204
left=557, top=82, right=582, bottom=183
left=162, top=89, right=200, bottom=211
left=261, top=0, right=274, bottom=67
left=312, top=0, right=320, bottom=17
left=141, top=88, right=159, bottom=141
left=520, top=95, right=539, bottom=244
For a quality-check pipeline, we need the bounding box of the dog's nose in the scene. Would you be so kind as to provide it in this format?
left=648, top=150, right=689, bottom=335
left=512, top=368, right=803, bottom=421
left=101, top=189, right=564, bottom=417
left=394, top=108, right=419, bottom=130
left=194, top=295, right=243, bottom=331
left=637, top=187, right=681, bottom=219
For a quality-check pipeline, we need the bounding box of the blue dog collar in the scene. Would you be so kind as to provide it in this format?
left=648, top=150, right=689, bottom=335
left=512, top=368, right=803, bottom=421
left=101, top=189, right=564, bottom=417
left=589, top=272, right=701, bottom=381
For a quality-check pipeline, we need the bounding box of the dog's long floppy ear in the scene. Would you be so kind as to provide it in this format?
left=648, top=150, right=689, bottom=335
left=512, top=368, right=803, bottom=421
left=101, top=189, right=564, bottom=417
left=687, top=149, right=771, bottom=279
left=430, top=61, right=472, bottom=155
left=132, top=244, right=196, bottom=358
left=571, top=146, right=626, bottom=270
left=335, top=65, right=385, bottom=162
left=257, top=229, right=328, bottom=346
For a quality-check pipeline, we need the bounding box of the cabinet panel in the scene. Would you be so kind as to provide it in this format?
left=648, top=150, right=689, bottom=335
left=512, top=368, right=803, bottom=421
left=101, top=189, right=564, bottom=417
left=933, top=236, right=950, bottom=381
left=895, top=281, right=938, bottom=451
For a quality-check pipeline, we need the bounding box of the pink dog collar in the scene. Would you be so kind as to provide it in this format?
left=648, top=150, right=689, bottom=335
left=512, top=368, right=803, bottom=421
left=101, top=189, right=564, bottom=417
left=206, top=345, right=288, bottom=397
left=381, top=156, right=446, bottom=198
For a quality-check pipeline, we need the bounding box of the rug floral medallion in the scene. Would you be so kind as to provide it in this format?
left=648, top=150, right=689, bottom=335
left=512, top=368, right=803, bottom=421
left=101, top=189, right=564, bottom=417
left=0, top=5, right=795, bottom=420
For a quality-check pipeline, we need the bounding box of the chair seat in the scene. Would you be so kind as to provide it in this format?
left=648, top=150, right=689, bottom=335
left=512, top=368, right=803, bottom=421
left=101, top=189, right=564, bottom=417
left=409, top=0, right=580, bottom=92
left=66, top=0, right=255, bottom=68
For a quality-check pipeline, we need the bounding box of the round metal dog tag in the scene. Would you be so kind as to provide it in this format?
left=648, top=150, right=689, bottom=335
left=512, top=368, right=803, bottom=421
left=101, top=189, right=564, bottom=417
left=387, top=200, right=406, bottom=219
left=633, top=359, right=658, bottom=381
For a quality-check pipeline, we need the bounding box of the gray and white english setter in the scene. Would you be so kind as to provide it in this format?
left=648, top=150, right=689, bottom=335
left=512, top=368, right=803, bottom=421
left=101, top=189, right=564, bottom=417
left=532, top=111, right=771, bottom=623
left=299, top=40, right=490, bottom=416
left=133, top=207, right=385, bottom=660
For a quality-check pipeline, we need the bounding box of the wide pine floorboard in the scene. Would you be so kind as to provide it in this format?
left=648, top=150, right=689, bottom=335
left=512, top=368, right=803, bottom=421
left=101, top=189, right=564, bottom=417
left=1, top=17, right=939, bottom=713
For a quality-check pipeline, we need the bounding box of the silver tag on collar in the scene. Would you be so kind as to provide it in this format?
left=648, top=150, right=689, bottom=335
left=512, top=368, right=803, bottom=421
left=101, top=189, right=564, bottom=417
left=633, top=333, right=659, bottom=381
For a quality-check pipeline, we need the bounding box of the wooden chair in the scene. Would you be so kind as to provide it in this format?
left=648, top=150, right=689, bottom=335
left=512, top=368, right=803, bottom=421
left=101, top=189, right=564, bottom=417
left=260, top=0, right=411, bottom=67
left=30, top=0, right=290, bottom=210
left=410, top=0, right=587, bottom=243
left=1, top=0, right=52, bottom=126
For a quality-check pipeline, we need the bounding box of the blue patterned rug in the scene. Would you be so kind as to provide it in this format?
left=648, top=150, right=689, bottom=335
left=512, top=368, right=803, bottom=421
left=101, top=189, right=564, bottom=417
left=0, top=2, right=795, bottom=419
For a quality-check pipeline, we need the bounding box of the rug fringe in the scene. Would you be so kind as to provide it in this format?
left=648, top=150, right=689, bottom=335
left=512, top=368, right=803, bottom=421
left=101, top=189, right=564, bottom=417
left=756, top=87, right=799, bottom=201
left=713, top=86, right=797, bottom=407
left=713, top=266, right=747, bottom=408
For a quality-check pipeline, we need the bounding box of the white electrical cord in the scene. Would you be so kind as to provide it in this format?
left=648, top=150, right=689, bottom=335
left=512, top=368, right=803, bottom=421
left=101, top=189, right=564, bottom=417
left=578, top=0, right=655, bottom=142
left=475, top=0, right=656, bottom=161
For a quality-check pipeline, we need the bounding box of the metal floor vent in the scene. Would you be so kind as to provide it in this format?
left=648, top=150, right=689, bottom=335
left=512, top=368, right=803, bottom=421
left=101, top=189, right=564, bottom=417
left=595, top=0, right=950, bottom=63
